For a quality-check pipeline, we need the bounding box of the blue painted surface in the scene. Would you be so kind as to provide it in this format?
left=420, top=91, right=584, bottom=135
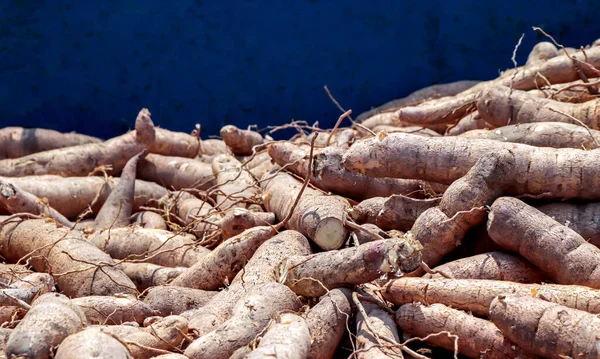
left=1, top=0, right=599, bottom=139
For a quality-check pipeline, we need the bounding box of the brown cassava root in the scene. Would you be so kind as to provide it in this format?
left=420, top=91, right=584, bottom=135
left=0, top=218, right=137, bottom=297
left=220, top=125, right=265, bottom=156
left=488, top=196, right=600, bottom=288
left=268, top=142, right=443, bottom=200
left=458, top=121, right=600, bottom=149
left=71, top=295, right=155, bottom=325
left=384, top=277, right=600, bottom=317
left=216, top=209, right=276, bottom=239
left=356, top=80, right=480, bottom=122
left=305, top=288, right=353, bottom=359
left=344, top=132, right=600, bottom=201
left=6, top=293, right=87, bottom=359
left=137, top=153, right=215, bottom=191
left=396, top=302, right=530, bottom=359
left=280, top=233, right=422, bottom=297
left=183, top=282, right=302, bottom=359
left=143, top=285, right=217, bottom=316
left=536, top=201, right=600, bottom=245
left=182, top=230, right=310, bottom=335
left=117, top=262, right=186, bottom=290
left=261, top=171, right=350, bottom=250
left=0, top=175, right=168, bottom=219
left=244, top=313, right=311, bottom=359
left=0, top=108, right=156, bottom=177
left=423, top=251, right=547, bottom=282
left=169, top=226, right=276, bottom=290
left=490, top=295, right=600, bottom=358
left=54, top=328, right=131, bottom=359
left=355, top=292, right=401, bottom=359
left=0, top=127, right=101, bottom=159
left=376, top=195, right=441, bottom=231
left=478, top=85, right=600, bottom=128
left=211, top=154, right=260, bottom=210
left=89, top=227, right=209, bottom=267
left=0, top=178, right=74, bottom=227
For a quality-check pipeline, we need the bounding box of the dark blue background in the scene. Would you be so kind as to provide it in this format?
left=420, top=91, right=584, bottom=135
left=1, top=0, right=599, bottom=139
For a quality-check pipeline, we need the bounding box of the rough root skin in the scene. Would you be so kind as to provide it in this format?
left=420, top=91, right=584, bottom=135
left=281, top=234, right=422, bottom=297
left=490, top=295, right=600, bottom=358
left=488, top=197, right=600, bottom=288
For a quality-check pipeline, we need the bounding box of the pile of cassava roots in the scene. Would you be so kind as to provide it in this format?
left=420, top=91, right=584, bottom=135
left=2, top=37, right=600, bottom=359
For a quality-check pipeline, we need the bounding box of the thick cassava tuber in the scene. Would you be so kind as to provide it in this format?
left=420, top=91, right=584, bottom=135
left=54, top=328, right=132, bottom=359
left=396, top=302, right=530, bottom=359
left=384, top=277, right=600, bottom=317
left=118, top=262, right=186, bottom=290
left=423, top=251, right=548, bottom=282
left=0, top=126, right=101, bottom=160
left=216, top=208, right=276, bottom=239
left=478, top=85, right=600, bottom=129
left=138, top=153, right=214, bottom=190
left=220, top=125, right=265, bottom=156
left=381, top=93, right=478, bottom=127
left=536, top=201, right=600, bottom=246
left=407, top=150, right=514, bottom=269
left=526, top=41, right=558, bottom=66
left=376, top=195, right=441, bottom=231
left=131, top=210, right=167, bottom=229
left=356, top=80, right=480, bottom=122
left=6, top=293, right=87, bottom=359
left=343, top=132, right=600, bottom=201
left=262, top=171, right=350, bottom=250
left=184, top=282, right=302, bottom=359
left=488, top=197, right=600, bottom=288
left=281, top=234, right=422, bottom=297
left=0, top=178, right=73, bottom=227
left=446, top=111, right=490, bottom=135
left=96, top=315, right=189, bottom=359
left=0, top=175, right=168, bottom=219
left=72, top=295, right=155, bottom=325
left=352, top=223, right=396, bottom=244
left=182, top=230, right=310, bottom=336
left=355, top=295, right=401, bottom=359
left=0, top=219, right=137, bottom=297
left=0, top=108, right=155, bottom=177
left=89, top=227, right=209, bottom=267
left=143, top=286, right=217, bottom=316
left=212, top=154, right=261, bottom=210
left=169, top=226, right=276, bottom=290
left=349, top=197, right=386, bottom=224
left=167, top=191, right=219, bottom=237
left=490, top=295, right=600, bottom=358
left=244, top=313, right=311, bottom=359
left=268, top=142, right=442, bottom=200
left=458, top=121, right=600, bottom=149
left=152, top=127, right=201, bottom=158
left=305, top=288, right=353, bottom=359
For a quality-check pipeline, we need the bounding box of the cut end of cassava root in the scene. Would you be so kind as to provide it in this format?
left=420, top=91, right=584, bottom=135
left=314, top=216, right=346, bottom=250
